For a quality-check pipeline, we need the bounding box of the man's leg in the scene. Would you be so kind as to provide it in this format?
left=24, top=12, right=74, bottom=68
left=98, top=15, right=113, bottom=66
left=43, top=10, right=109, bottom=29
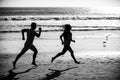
left=30, top=45, right=38, bottom=66
left=68, top=46, right=80, bottom=64
left=13, top=46, right=29, bottom=69
left=51, top=46, right=67, bottom=63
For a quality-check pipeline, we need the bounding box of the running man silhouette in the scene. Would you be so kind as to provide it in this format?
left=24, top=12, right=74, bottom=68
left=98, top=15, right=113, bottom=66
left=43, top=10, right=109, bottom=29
left=51, top=24, right=80, bottom=64
left=13, top=22, right=41, bottom=69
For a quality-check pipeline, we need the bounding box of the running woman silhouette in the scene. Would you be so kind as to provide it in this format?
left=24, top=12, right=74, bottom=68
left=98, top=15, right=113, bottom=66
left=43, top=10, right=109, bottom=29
left=51, top=24, right=80, bottom=64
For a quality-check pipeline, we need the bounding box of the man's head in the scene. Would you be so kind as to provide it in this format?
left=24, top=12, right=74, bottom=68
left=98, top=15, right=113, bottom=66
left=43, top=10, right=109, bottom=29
left=31, top=22, right=36, bottom=30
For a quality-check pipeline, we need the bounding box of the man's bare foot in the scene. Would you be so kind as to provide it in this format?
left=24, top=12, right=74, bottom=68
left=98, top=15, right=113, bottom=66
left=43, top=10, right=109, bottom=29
left=75, top=61, right=80, bottom=64
left=32, top=62, right=38, bottom=66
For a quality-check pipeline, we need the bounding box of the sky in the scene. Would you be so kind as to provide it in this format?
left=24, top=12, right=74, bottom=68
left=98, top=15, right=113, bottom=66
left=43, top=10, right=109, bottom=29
left=0, top=0, right=120, bottom=7
left=0, top=0, right=120, bottom=14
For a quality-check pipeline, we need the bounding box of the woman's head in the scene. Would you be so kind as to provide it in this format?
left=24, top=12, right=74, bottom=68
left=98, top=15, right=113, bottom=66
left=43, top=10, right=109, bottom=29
left=64, top=24, right=71, bottom=31
left=31, top=22, right=36, bottom=30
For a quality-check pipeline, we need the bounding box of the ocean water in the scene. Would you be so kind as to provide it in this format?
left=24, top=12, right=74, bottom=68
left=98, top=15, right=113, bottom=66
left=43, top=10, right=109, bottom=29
left=0, top=7, right=120, bottom=54
left=0, top=7, right=120, bottom=32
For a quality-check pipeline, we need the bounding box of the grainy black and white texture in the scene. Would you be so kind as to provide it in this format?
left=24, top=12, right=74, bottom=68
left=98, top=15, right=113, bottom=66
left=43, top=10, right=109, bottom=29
left=0, top=6, right=120, bottom=80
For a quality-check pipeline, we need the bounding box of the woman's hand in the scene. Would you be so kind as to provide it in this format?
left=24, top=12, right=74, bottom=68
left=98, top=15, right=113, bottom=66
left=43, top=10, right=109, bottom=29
left=72, top=40, right=75, bottom=43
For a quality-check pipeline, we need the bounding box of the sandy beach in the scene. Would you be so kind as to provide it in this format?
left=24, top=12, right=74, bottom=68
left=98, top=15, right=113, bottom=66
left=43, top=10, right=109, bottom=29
left=0, top=31, right=120, bottom=80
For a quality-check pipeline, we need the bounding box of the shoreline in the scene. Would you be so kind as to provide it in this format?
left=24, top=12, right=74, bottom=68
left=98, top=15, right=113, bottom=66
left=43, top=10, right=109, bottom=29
left=0, top=31, right=120, bottom=54
left=0, top=29, right=120, bottom=33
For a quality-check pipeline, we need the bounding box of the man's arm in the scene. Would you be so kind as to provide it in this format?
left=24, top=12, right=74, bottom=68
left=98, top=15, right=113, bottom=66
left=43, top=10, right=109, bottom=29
left=35, top=28, right=41, bottom=37
left=22, top=29, right=27, bottom=40
left=60, top=33, right=64, bottom=45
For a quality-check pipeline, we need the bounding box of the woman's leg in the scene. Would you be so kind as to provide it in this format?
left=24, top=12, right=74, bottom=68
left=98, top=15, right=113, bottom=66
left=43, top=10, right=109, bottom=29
left=68, top=46, right=80, bottom=64
left=51, top=46, right=68, bottom=63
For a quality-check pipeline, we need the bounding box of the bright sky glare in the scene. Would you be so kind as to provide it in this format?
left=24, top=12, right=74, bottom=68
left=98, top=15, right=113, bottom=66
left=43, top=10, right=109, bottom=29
left=0, top=0, right=120, bottom=14
left=0, top=0, right=120, bottom=7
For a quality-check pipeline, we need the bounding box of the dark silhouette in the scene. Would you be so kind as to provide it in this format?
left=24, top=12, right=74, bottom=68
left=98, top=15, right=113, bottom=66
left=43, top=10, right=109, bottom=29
left=40, top=67, right=78, bottom=80
left=13, top=22, right=42, bottom=69
left=0, top=67, right=35, bottom=80
left=51, top=24, right=80, bottom=64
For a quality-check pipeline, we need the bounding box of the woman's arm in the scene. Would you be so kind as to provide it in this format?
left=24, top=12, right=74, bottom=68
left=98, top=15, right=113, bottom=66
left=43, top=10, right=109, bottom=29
left=71, top=33, right=75, bottom=43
